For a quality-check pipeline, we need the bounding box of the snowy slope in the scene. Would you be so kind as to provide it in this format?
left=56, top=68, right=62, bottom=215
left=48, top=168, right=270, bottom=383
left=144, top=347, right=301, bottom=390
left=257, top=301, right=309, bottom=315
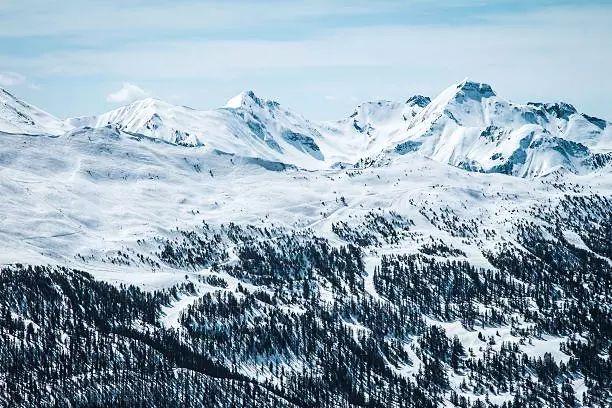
left=0, top=119, right=610, bottom=278
left=0, top=88, right=66, bottom=135
left=318, top=95, right=430, bottom=164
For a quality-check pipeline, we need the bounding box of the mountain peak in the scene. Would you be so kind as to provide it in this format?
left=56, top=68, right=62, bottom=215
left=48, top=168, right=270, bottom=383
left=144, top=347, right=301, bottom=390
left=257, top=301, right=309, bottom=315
left=124, top=97, right=172, bottom=109
left=225, top=90, right=277, bottom=110
left=527, top=101, right=577, bottom=120
left=412, top=79, right=498, bottom=126
left=406, top=95, right=431, bottom=108
left=455, top=79, right=496, bottom=100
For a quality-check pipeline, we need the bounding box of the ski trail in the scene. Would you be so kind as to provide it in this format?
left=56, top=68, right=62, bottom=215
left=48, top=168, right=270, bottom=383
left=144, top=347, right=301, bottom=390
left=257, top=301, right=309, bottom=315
left=161, top=291, right=201, bottom=329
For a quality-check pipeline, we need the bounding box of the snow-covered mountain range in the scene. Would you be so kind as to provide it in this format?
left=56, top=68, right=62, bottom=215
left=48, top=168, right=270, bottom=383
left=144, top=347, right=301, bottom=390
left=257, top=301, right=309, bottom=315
left=0, top=80, right=610, bottom=407
left=4, top=79, right=609, bottom=176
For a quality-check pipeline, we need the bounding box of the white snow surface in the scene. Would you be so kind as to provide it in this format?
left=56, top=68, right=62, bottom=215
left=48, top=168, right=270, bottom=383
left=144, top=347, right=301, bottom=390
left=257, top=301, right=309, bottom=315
left=0, top=123, right=610, bottom=285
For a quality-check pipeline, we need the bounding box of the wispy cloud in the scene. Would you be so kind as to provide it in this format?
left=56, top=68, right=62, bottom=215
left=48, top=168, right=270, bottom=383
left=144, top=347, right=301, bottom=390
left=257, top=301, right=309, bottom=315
left=0, top=71, right=26, bottom=86
left=106, top=83, right=149, bottom=104
left=10, top=7, right=609, bottom=84
left=0, top=0, right=386, bottom=38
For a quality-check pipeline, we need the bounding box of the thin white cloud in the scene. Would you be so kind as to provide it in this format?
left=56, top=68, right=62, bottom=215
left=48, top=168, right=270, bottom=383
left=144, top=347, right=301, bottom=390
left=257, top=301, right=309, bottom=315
left=10, top=6, right=610, bottom=77
left=0, top=71, right=26, bottom=86
left=0, top=1, right=382, bottom=38
left=106, top=83, right=150, bottom=104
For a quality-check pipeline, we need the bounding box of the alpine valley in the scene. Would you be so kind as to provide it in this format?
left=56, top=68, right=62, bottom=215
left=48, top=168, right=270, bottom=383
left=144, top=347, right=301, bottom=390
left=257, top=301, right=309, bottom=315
left=0, top=80, right=610, bottom=407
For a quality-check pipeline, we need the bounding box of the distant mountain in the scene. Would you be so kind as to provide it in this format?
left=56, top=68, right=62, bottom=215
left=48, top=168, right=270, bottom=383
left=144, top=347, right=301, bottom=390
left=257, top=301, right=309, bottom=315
left=68, top=91, right=337, bottom=169
left=377, top=80, right=612, bottom=177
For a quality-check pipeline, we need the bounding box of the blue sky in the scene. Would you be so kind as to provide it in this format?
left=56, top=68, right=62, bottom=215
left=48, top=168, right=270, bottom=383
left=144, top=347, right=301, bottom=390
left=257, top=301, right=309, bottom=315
left=1, top=0, right=611, bottom=120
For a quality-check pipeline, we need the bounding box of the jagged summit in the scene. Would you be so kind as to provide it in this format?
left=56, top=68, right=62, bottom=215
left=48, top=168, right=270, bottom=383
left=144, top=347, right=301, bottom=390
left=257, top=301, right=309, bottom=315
left=419, top=79, right=496, bottom=116
left=225, top=90, right=258, bottom=109
left=406, top=95, right=431, bottom=108
left=225, top=90, right=280, bottom=111
left=454, top=79, right=496, bottom=101
left=527, top=101, right=578, bottom=120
